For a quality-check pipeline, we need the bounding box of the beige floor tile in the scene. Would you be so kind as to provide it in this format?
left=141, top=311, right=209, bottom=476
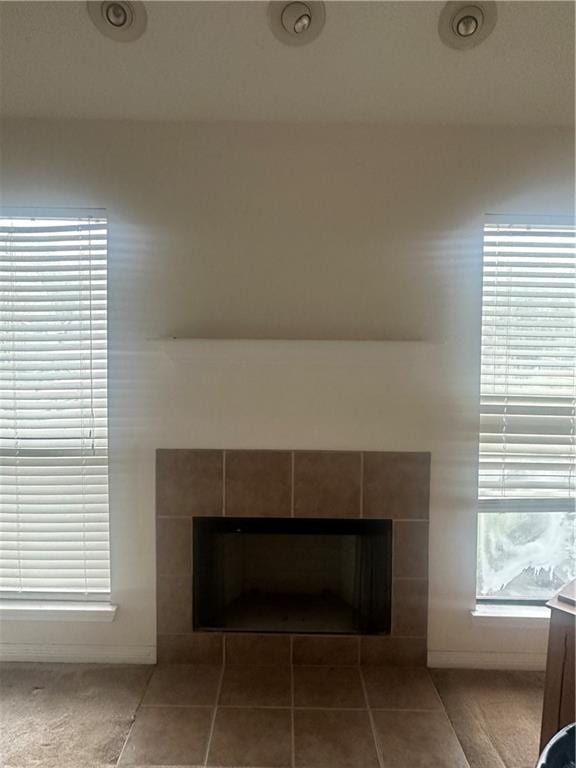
left=207, top=707, right=292, bottom=767
left=294, top=709, right=380, bottom=768
left=293, top=666, right=366, bottom=708
left=292, top=636, right=359, bottom=666
left=118, top=705, right=213, bottom=766
left=362, top=666, right=443, bottom=710
left=142, top=664, right=221, bottom=706
left=219, top=665, right=291, bottom=707
left=224, top=634, right=291, bottom=665
left=157, top=633, right=224, bottom=665
left=372, top=709, right=470, bottom=768
left=360, top=635, right=427, bottom=666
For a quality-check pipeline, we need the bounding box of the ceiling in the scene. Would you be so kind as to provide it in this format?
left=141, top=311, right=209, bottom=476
left=0, top=1, right=573, bottom=125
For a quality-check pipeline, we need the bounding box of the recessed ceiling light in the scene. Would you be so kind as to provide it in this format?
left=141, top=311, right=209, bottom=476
left=268, top=1, right=325, bottom=46
left=439, top=2, right=496, bottom=50
left=455, top=14, right=479, bottom=37
left=87, top=1, right=147, bottom=42
left=104, top=2, right=131, bottom=27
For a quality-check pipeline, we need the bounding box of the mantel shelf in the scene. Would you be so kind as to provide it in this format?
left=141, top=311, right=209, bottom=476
left=155, top=338, right=441, bottom=363
left=154, top=338, right=444, bottom=377
left=158, top=337, right=433, bottom=343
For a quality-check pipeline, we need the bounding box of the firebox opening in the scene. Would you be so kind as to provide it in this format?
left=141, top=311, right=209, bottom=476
left=193, top=517, right=392, bottom=635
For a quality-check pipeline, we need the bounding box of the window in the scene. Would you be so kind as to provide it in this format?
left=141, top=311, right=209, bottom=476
left=477, top=216, right=575, bottom=602
left=0, top=212, right=110, bottom=600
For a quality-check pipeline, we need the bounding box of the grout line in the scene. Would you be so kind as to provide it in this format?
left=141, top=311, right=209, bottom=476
left=359, top=452, right=364, bottom=518
left=291, top=706, right=371, bottom=713
left=221, top=451, right=226, bottom=517
left=356, top=636, right=361, bottom=666
left=135, top=702, right=441, bottom=712
left=139, top=703, right=258, bottom=710
left=155, top=514, right=428, bottom=522
left=139, top=703, right=368, bottom=711
left=359, top=666, right=386, bottom=768
left=190, top=517, right=195, bottom=616
left=391, top=520, right=396, bottom=596
left=157, top=634, right=424, bottom=643
left=290, top=451, right=295, bottom=518
left=274, top=662, right=364, bottom=668
left=203, top=664, right=226, bottom=767
left=365, top=706, right=445, bottom=713
left=318, top=660, right=363, bottom=668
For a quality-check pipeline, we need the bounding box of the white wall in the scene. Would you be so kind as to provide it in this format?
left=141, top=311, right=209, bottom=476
left=0, top=119, right=573, bottom=666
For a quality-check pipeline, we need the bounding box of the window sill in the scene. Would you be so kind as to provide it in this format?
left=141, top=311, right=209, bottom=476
left=0, top=601, right=117, bottom=622
left=471, top=603, right=550, bottom=628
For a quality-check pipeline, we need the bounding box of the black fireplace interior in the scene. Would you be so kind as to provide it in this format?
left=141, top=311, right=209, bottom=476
left=193, top=517, right=392, bottom=635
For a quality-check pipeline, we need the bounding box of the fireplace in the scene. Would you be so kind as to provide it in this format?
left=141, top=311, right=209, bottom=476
left=193, top=517, right=392, bottom=634
left=156, top=449, right=430, bottom=666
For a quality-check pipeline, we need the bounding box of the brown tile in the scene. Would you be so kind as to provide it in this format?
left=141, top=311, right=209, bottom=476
left=294, top=666, right=366, bottom=708
left=294, top=451, right=361, bottom=518
left=371, top=710, right=469, bottom=768
left=219, top=665, right=291, bottom=707
left=156, top=517, right=192, bottom=575
left=142, top=664, right=221, bottom=706
left=393, top=520, right=429, bottom=578
left=294, top=709, right=379, bottom=768
left=207, top=707, right=292, bottom=767
left=156, top=449, right=222, bottom=517
left=225, top=450, right=291, bottom=517
left=362, top=667, right=442, bottom=710
left=363, top=452, right=430, bottom=520
left=118, top=705, right=212, bottom=766
left=293, top=636, right=359, bottom=666
left=392, top=579, right=428, bottom=637
left=157, top=633, right=223, bottom=664
left=360, top=636, right=427, bottom=666
left=225, top=634, right=291, bottom=666
left=157, top=572, right=192, bottom=634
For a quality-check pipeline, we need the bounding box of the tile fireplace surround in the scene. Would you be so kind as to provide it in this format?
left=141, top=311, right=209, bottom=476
left=156, top=450, right=430, bottom=666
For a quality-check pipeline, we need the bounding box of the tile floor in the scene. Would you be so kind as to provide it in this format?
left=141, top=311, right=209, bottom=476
left=120, top=663, right=469, bottom=767
left=0, top=662, right=544, bottom=768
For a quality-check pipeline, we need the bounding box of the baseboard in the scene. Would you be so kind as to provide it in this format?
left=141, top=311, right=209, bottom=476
left=428, top=650, right=546, bottom=671
left=0, top=643, right=156, bottom=664
left=0, top=644, right=546, bottom=670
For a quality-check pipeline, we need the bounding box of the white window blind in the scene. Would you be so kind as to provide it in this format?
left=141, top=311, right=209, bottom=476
left=477, top=216, right=575, bottom=600
left=0, top=213, right=110, bottom=599
left=479, top=218, right=575, bottom=507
